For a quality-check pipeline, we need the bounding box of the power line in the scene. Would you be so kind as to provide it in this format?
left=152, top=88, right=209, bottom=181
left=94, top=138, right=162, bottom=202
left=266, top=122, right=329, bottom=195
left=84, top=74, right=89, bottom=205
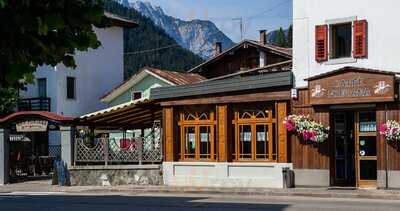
left=124, top=44, right=180, bottom=55
left=247, top=0, right=291, bottom=20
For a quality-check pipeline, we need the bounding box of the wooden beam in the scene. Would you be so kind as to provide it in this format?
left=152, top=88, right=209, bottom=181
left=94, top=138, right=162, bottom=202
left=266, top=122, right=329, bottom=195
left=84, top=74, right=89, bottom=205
left=160, top=91, right=290, bottom=106
left=277, top=101, right=288, bottom=163
left=164, top=107, right=174, bottom=161
left=216, top=105, right=228, bottom=161
left=95, top=108, right=153, bottom=123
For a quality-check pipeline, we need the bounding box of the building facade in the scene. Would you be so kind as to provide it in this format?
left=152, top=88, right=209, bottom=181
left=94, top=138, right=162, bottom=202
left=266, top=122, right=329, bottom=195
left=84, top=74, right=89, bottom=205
left=151, top=32, right=293, bottom=188
left=291, top=0, right=400, bottom=188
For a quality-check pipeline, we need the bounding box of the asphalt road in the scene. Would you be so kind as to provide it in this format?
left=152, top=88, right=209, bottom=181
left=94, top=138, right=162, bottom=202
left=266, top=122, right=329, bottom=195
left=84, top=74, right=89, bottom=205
left=0, top=192, right=399, bottom=211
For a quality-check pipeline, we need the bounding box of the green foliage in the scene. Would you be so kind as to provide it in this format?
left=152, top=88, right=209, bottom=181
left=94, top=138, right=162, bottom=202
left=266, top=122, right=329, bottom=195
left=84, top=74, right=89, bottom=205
left=0, top=0, right=111, bottom=87
left=275, top=27, right=287, bottom=48
left=287, top=24, right=293, bottom=48
left=105, top=2, right=203, bottom=78
left=0, top=87, right=19, bottom=115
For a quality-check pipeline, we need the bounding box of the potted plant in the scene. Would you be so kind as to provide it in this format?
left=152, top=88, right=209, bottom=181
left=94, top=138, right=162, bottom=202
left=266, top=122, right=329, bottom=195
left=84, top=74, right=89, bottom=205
left=283, top=114, right=329, bottom=143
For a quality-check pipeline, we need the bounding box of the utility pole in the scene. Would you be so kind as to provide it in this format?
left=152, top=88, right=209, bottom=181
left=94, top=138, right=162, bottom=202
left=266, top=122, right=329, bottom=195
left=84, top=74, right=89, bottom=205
left=232, top=17, right=243, bottom=40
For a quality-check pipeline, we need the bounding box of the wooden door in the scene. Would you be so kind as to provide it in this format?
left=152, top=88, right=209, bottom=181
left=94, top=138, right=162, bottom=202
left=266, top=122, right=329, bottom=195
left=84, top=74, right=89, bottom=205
left=355, top=111, right=377, bottom=188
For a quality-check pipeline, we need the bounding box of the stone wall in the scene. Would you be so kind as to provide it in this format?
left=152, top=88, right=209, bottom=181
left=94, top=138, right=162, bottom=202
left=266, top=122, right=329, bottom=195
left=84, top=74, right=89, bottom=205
left=69, top=165, right=162, bottom=186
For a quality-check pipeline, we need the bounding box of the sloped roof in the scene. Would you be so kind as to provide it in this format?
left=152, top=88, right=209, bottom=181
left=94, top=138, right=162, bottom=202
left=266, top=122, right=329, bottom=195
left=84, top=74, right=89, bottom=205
left=305, top=66, right=397, bottom=81
left=0, top=111, right=74, bottom=124
left=188, top=39, right=292, bottom=73
left=100, top=67, right=205, bottom=103
left=104, top=12, right=138, bottom=28
left=145, top=67, right=206, bottom=85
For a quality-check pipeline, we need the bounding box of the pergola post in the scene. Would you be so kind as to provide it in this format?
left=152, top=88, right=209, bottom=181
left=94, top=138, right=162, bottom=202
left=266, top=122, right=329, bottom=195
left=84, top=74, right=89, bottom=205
left=60, top=126, right=74, bottom=168
left=0, top=128, right=10, bottom=185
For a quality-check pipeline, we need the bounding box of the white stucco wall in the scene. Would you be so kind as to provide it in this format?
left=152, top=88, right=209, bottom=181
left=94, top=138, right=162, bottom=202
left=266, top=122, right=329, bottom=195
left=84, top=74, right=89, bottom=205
left=293, top=0, right=400, bottom=87
left=21, top=26, right=124, bottom=117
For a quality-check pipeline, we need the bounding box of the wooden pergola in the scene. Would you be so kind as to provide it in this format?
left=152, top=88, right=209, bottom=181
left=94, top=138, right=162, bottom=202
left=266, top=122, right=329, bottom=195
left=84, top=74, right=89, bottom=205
left=75, top=99, right=161, bottom=129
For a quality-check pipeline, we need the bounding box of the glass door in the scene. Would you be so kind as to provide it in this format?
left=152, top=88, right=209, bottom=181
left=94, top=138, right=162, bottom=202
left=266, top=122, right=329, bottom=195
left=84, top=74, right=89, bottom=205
left=355, top=111, right=377, bottom=188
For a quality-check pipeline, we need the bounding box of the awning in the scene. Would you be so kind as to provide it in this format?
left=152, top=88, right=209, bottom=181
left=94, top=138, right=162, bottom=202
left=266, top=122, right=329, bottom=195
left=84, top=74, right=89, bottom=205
left=76, top=99, right=161, bottom=129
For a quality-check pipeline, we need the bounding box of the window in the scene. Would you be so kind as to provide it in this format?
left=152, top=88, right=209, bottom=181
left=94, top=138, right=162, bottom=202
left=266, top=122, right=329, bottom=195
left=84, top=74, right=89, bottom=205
left=37, top=78, right=47, bottom=98
left=131, top=91, right=142, bottom=101
left=315, top=19, right=367, bottom=62
left=330, top=23, right=352, bottom=59
left=233, top=104, right=276, bottom=161
left=66, top=77, right=76, bottom=99
left=178, top=110, right=216, bottom=161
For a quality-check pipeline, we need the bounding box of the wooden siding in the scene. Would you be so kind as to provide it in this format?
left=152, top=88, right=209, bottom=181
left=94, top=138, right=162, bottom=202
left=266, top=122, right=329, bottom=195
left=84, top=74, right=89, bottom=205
left=200, top=46, right=289, bottom=79
left=277, top=101, right=288, bottom=162
left=217, top=105, right=228, bottom=161
left=292, top=88, right=400, bottom=171
left=377, top=102, right=400, bottom=171
left=163, top=107, right=174, bottom=161
left=291, top=89, right=330, bottom=169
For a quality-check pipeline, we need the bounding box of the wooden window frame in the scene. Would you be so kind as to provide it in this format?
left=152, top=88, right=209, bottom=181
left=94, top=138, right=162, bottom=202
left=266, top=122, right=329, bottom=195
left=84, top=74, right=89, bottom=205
left=232, top=104, right=277, bottom=162
left=178, top=111, right=216, bottom=161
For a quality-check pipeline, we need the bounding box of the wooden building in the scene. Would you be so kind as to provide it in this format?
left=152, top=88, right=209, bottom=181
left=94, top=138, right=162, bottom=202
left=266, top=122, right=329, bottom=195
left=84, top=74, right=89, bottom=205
left=151, top=31, right=293, bottom=188
left=291, top=66, right=400, bottom=188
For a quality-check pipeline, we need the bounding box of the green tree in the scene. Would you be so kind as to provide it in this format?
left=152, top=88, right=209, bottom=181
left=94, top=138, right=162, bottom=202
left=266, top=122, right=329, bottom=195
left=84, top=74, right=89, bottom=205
left=287, top=24, right=293, bottom=48
left=0, top=87, right=19, bottom=115
left=0, top=0, right=111, bottom=87
left=275, top=27, right=287, bottom=47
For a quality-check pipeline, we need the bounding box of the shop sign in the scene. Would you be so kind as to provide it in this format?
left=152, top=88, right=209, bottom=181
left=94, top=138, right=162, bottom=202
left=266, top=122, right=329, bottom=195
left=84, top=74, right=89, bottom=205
left=16, top=120, right=48, bottom=132
left=309, top=71, right=395, bottom=105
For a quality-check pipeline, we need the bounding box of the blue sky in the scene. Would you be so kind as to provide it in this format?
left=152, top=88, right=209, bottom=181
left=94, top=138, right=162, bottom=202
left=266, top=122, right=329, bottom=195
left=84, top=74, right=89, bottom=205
left=132, top=0, right=293, bottom=42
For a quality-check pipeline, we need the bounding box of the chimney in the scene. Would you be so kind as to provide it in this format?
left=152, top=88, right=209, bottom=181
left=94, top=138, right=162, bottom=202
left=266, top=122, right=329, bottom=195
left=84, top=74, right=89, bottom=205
left=259, top=30, right=267, bottom=45
left=214, top=42, right=222, bottom=56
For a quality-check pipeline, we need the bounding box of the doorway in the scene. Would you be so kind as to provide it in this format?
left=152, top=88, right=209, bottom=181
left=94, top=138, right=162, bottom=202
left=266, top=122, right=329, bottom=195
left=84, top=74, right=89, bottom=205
left=332, top=111, right=377, bottom=188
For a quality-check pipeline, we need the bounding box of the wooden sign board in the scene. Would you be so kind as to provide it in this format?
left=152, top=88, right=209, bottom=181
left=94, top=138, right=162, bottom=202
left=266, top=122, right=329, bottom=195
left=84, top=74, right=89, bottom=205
left=16, top=120, right=48, bottom=132
left=308, top=70, right=395, bottom=105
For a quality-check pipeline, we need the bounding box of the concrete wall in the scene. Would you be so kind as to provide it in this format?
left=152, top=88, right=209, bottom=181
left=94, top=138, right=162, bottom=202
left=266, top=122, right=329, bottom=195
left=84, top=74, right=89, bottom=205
left=163, top=162, right=292, bottom=188
left=293, top=0, right=400, bottom=87
left=20, top=26, right=124, bottom=117
left=293, top=169, right=330, bottom=187
left=378, top=170, right=400, bottom=189
left=69, top=165, right=163, bottom=186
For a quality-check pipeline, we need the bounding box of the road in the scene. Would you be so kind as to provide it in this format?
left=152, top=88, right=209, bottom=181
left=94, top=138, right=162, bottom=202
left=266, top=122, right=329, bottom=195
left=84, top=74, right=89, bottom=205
left=0, top=192, right=399, bottom=211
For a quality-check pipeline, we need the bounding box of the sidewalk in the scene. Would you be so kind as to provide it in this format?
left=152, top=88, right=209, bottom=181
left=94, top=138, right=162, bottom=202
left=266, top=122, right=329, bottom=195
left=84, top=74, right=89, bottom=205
left=1, top=179, right=400, bottom=200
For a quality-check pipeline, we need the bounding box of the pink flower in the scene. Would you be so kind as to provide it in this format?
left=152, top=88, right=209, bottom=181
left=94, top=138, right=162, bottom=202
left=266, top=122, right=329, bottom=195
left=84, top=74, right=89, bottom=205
left=379, top=123, right=388, bottom=133
left=302, top=130, right=313, bottom=141
left=284, top=119, right=295, bottom=132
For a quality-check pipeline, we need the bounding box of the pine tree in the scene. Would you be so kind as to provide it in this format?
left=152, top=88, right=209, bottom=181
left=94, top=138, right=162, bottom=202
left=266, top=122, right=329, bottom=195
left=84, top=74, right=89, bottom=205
left=287, top=25, right=293, bottom=48
left=275, top=27, right=287, bottom=47
left=105, top=1, right=203, bottom=78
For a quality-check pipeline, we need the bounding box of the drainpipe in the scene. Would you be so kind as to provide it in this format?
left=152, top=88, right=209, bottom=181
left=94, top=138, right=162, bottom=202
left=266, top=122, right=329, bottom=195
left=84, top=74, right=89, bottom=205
left=385, top=104, right=389, bottom=189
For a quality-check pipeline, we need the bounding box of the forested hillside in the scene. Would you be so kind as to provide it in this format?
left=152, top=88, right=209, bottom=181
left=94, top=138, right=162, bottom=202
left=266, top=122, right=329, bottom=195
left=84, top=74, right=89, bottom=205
left=105, top=1, right=203, bottom=78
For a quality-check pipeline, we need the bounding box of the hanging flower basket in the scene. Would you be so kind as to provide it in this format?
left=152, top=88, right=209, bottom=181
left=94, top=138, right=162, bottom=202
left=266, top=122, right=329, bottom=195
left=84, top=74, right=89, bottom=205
left=283, top=114, right=329, bottom=143
left=379, top=120, right=400, bottom=142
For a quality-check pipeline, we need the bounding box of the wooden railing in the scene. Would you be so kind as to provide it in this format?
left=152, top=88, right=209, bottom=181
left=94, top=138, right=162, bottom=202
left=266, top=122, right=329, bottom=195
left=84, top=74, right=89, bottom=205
left=18, top=97, right=51, bottom=112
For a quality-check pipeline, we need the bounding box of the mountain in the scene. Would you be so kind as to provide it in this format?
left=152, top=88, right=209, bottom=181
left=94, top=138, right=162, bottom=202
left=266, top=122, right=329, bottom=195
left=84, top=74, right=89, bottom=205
left=129, top=1, right=235, bottom=59
left=105, top=1, right=203, bottom=78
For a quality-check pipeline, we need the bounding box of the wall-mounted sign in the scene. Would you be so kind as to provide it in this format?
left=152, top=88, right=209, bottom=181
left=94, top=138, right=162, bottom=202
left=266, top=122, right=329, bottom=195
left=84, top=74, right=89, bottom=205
left=16, top=120, right=48, bottom=132
left=308, top=70, right=395, bottom=105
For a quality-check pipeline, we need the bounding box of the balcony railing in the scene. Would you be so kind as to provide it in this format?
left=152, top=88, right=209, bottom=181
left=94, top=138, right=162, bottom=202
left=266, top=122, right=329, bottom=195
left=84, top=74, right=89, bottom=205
left=18, top=97, right=51, bottom=112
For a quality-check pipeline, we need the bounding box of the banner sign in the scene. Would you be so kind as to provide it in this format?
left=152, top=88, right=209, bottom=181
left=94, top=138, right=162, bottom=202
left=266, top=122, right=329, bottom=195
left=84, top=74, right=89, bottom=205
left=16, top=120, right=48, bottom=132
left=309, top=70, right=395, bottom=105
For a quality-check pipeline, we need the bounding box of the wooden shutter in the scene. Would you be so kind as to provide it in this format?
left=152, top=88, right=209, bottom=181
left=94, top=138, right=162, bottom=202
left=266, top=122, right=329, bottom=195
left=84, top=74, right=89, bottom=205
left=315, top=25, right=328, bottom=62
left=353, top=20, right=367, bottom=58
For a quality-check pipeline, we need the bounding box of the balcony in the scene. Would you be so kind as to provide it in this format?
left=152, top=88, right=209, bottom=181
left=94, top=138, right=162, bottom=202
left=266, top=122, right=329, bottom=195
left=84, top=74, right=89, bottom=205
left=18, top=97, right=51, bottom=112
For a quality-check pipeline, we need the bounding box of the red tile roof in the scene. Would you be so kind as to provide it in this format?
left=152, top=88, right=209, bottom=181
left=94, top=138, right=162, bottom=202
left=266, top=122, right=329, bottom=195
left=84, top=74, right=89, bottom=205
left=146, top=67, right=206, bottom=85
left=0, top=111, right=74, bottom=124
left=100, top=67, right=205, bottom=101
